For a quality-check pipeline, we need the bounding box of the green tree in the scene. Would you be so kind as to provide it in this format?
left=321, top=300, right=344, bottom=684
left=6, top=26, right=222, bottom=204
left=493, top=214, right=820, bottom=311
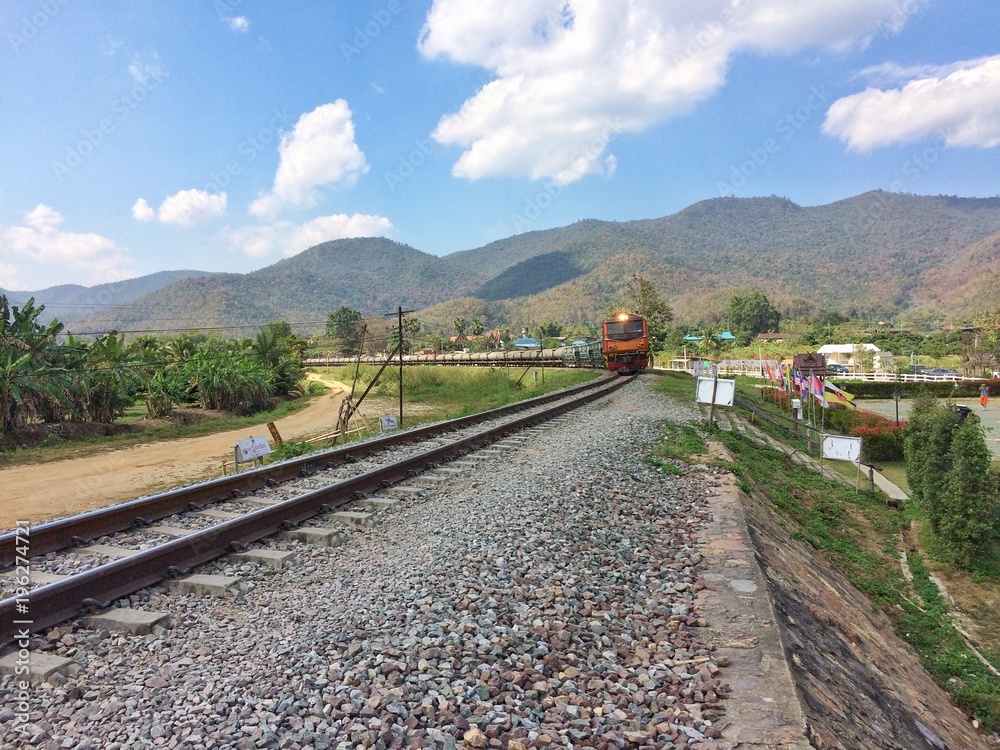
left=181, top=352, right=275, bottom=414
left=939, top=416, right=999, bottom=568
left=326, top=307, right=364, bottom=354
left=536, top=322, right=563, bottom=338
left=621, top=275, right=673, bottom=355
left=903, top=393, right=944, bottom=524
left=469, top=318, right=485, bottom=337
left=251, top=324, right=304, bottom=396
left=0, top=296, right=76, bottom=434
left=727, top=291, right=781, bottom=347
left=386, top=316, right=421, bottom=355
left=453, top=317, right=468, bottom=337
left=80, top=332, right=137, bottom=423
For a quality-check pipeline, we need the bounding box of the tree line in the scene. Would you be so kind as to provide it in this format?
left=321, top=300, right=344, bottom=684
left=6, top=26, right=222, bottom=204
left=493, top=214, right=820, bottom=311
left=0, top=296, right=306, bottom=442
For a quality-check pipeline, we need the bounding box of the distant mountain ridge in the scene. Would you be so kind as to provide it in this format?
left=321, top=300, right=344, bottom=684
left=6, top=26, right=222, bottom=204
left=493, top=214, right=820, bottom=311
left=1, top=270, right=220, bottom=327
left=14, top=191, right=1000, bottom=336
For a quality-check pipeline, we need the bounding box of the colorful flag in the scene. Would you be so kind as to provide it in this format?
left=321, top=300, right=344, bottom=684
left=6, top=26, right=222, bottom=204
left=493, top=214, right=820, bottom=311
left=823, top=380, right=857, bottom=409
left=812, top=374, right=825, bottom=406
left=765, top=361, right=774, bottom=382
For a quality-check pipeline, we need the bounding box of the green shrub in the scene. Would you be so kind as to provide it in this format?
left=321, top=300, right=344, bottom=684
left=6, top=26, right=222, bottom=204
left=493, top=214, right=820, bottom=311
left=853, top=423, right=904, bottom=462
left=835, top=380, right=957, bottom=399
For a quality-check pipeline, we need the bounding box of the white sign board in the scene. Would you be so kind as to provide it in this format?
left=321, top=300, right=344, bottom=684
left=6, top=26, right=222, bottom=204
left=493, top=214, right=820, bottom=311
left=236, top=436, right=271, bottom=461
left=695, top=377, right=735, bottom=407
left=821, top=434, right=862, bottom=463
left=379, top=415, right=399, bottom=432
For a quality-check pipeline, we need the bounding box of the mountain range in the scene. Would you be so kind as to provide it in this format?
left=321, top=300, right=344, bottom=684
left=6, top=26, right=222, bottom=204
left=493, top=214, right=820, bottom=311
left=6, top=191, right=1000, bottom=337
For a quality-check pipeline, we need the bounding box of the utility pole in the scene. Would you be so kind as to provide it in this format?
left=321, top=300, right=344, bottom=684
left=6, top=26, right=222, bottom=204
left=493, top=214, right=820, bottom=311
left=398, top=307, right=404, bottom=423
left=384, top=306, right=414, bottom=426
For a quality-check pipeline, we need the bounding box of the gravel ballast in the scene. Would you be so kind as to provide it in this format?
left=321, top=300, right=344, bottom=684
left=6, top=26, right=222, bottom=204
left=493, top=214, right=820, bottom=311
left=3, top=378, right=733, bottom=749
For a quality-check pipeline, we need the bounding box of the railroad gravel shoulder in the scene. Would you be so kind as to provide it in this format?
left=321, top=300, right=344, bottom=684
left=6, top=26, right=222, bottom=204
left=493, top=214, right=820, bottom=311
left=2, top=377, right=795, bottom=749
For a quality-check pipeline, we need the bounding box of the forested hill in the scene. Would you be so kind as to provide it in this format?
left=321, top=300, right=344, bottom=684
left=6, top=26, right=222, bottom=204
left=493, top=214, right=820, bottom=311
left=70, top=238, right=477, bottom=335
left=35, top=191, right=1000, bottom=334
left=0, top=270, right=219, bottom=326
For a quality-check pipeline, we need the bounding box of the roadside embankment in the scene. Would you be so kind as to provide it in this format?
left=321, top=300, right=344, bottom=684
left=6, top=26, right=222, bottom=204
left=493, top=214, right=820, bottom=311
left=705, top=435, right=990, bottom=748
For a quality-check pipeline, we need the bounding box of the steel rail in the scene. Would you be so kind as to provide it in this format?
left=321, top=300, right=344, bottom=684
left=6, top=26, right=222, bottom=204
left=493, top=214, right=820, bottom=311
left=1, top=375, right=613, bottom=567
left=0, top=377, right=626, bottom=645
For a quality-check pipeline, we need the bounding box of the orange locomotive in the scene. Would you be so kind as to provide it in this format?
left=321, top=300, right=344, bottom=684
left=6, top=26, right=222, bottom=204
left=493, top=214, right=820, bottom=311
left=602, top=312, right=649, bottom=374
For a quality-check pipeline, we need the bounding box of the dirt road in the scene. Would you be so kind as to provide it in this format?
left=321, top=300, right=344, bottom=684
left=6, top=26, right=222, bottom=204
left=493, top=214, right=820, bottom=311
left=0, top=375, right=350, bottom=530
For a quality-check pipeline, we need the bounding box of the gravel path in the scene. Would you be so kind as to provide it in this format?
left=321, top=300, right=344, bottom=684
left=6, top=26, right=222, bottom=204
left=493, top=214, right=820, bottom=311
left=3, top=378, right=731, bottom=749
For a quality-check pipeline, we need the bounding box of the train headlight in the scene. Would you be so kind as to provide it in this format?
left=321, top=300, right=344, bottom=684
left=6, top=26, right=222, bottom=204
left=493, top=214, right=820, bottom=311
left=618, top=313, right=629, bottom=321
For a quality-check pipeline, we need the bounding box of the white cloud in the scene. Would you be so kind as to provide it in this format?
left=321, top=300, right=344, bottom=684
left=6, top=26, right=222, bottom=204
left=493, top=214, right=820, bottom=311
left=133, top=190, right=227, bottom=226
left=823, top=55, right=1000, bottom=151
left=250, top=100, right=368, bottom=218
left=0, top=205, right=134, bottom=288
left=224, top=214, right=393, bottom=258
left=157, top=189, right=228, bottom=226
left=132, top=198, right=155, bottom=222
left=418, top=0, right=914, bottom=184
left=0, top=262, right=22, bottom=290
left=227, top=16, right=250, bottom=33
left=25, top=204, right=64, bottom=229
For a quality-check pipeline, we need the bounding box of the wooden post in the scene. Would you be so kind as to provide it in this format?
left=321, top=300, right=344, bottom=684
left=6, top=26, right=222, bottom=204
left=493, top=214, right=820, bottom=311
left=708, top=375, right=719, bottom=425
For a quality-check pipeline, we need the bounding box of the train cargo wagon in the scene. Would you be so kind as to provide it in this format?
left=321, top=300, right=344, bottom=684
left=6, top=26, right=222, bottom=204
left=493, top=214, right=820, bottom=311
left=602, top=313, right=649, bottom=374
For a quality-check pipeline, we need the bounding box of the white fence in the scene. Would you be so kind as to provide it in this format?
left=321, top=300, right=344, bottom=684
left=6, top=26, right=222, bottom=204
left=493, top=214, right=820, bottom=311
left=712, top=363, right=973, bottom=384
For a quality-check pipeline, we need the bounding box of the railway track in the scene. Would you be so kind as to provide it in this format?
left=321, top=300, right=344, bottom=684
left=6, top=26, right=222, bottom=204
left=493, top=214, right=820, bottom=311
left=0, top=375, right=625, bottom=646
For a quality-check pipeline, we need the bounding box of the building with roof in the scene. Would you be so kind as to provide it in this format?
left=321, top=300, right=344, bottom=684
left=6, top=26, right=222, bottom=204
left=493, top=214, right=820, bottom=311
left=683, top=331, right=736, bottom=342
left=816, top=343, right=893, bottom=371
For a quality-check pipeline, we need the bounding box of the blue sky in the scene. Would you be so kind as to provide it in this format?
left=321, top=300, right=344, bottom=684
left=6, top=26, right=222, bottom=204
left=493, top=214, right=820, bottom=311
left=1, top=0, right=998, bottom=291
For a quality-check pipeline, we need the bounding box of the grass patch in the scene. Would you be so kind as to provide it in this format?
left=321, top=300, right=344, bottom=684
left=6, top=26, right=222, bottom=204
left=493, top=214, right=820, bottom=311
left=268, top=440, right=318, bottom=463
left=313, top=365, right=597, bottom=426
left=901, top=552, right=1000, bottom=725
left=652, top=371, right=697, bottom=401
left=654, top=419, right=708, bottom=464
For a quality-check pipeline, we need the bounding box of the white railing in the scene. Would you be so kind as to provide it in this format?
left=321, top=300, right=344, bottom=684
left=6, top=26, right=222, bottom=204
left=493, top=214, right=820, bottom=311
left=714, top=365, right=974, bottom=383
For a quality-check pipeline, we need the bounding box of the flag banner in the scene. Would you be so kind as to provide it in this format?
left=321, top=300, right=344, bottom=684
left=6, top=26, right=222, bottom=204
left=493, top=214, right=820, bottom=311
left=812, top=374, right=825, bottom=406
left=823, top=380, right=857, bottom=409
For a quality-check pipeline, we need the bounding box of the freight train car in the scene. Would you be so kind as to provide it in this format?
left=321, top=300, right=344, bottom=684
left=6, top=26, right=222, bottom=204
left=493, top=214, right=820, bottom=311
left=602, top=313, right=649, bottom=374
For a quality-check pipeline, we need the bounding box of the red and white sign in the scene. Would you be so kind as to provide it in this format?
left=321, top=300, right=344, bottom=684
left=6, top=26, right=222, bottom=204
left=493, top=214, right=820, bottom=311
left=236, top=436, right=272, bottom=461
